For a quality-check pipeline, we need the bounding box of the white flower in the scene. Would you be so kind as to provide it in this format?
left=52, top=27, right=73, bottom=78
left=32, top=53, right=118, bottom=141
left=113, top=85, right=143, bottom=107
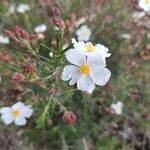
left=49, top=52, right=53, bottom=58
left=139, top=0, right=150, bottom=13
left=61, top=49, right=111, bottom=93
left=54, top=26, right=59, bottom=31
left=16, top=3, right=30, bottom=13
left=72, top=39, right=111, bottom=66
left=120, top=33, right=132, bottom=39
left=0, top=35, right=10, bottom=44
left=34, top=24, right=47, bottom=33
left=111, top=101, right=123, bottom=115
left=76, top=25, right=91, bottom=41
left=0, top=102, right=33, bottom=126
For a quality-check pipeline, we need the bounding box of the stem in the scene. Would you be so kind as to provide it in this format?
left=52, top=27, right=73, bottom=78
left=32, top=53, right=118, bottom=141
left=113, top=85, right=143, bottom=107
left=53, top=98, right=67, bottom=112
left=40, top=44, right=53, bottom=52
left=38, top=55, right=51, bottom=63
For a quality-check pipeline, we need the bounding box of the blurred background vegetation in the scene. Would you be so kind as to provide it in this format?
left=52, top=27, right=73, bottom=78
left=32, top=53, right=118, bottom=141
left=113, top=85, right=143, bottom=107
left=0, top=0, right=150, bottom=149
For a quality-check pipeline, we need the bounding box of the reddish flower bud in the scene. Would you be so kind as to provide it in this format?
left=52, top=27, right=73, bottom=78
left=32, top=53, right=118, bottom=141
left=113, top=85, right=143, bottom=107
left=54, top=6, right=61, bottom=17
left=105, top=107, right=115, bottom=114
left=12, top=72, right=25, bottom=81
left=0, top=52, right=11, bottom=63
left=22, top=63, right=35, bottom=73
left=53, top=17, right=61, bottom=27
left=14, top=26, right=30, bottom=41
left=3, top=29, right=14, bottom=38
left=47, top=119, right=53, bottom=126
left=23, top=53, right=30, bottom=60
left=63, top=111, right=76, bottom=124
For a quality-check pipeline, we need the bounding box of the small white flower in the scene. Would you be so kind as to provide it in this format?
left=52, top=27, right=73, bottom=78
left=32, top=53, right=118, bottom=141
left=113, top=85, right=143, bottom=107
left=76, top=25, right=91, bottom=41
left=61, top=49, right=111, bottom=93
left=120, top=33, right=132, bottom=39
left=0, top=102, right=33, bottom=126
left=54, top=26, right=59, bottom=31
left=72, top=39, right=111, bottom=66
left=111, top=101, right=123, bottom=115
left=49, top=52, right=53, bottom=58
left=17, top=3, right=30, bottom=13
left=34, top=24, right=47, bottom=33
left=0, top=35, right=10, bottom=44
left=139, top=0, right=150, bottom=13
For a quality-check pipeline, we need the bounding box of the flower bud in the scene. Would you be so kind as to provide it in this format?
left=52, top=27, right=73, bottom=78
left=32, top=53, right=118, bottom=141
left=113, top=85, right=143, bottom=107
left=63, top=111, right=76, bottom=124
left=12, top=72, right=25, bottom=81
left=52, top=17, right=61, bottom=27
left=0, top=52, right=11, bottom=63
left=54, top=6, right=61, bottom=17
left=22, top=63, right=35, bottom=73
left=47, top=119, right=53, bottom=126
left=14, top=25, right=30, bottom=41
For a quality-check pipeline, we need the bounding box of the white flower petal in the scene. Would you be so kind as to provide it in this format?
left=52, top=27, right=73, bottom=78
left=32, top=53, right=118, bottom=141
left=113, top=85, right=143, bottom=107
left=65, top=49, right=86, bottom=66
left=95, top=44, right=111, bottom=65
left=17, top=3, right=30, bottom=13
left=0, top=107, right=11, bottom=114
left=34, top=24, right=47, bottom=33
left=12, top=102, right=25, bottom=110
left=116, top=101, right=123, bottom=107
left=1, top=114, right=14, bottom=125
left=61, top=65, right=79, bottom=81
left=77, top=75, right=95, bottom=93
left=14, top=117, right=27, bottom=126
left=0, top=35, right=10, bottom=44
left=76, top=25, right=91, bottom=41
left=69, top=72, right=81, bottom=85
left=139, top=0, right=150, bottom=12
left=73, top=41, right=85, bottom=51
left=22, top=105, right=33, bottom=118
left=90, top=66, right=111, bottom=86
left=87, top=54, right=105, bottom=67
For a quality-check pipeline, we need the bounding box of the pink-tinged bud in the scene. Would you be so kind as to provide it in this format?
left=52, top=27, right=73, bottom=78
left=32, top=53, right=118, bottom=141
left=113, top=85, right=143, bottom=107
left=14, top=26, right=30, bottom=41
left=54, top=6, right=61, bottom=17
left=12, top=73, right=25, bottom=81
left=23, top=53, right=30, bottom=60
left=105, top=107, right=115, bottom=114
left=0, top=52, right=11, bottom=63
left=37, top=33, right=45, bottom=40
left=53, top=17, right=61, bottom=27
left=63, top=111, right=76, bottom=124
left=4, top=30, right=14, bottom=38
left=47, top=119, right=53, bottom=126
left=52, top=17, right=65, bottom=30
left=22, top=63, right=35, bottom=73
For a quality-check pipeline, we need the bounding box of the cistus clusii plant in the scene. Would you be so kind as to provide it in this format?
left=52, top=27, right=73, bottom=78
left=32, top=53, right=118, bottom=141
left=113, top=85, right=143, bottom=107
left=0, top=0, right=150, bottom=149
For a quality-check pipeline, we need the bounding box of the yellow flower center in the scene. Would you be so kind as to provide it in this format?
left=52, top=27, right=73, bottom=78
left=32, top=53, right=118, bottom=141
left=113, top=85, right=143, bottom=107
left=80, top=64, right=91, bottom=75
left=86, top=42, right=95, bottom=52
left=12, top=110, right=20, bottom=118
left=145, top=0, right=150, bottom=4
